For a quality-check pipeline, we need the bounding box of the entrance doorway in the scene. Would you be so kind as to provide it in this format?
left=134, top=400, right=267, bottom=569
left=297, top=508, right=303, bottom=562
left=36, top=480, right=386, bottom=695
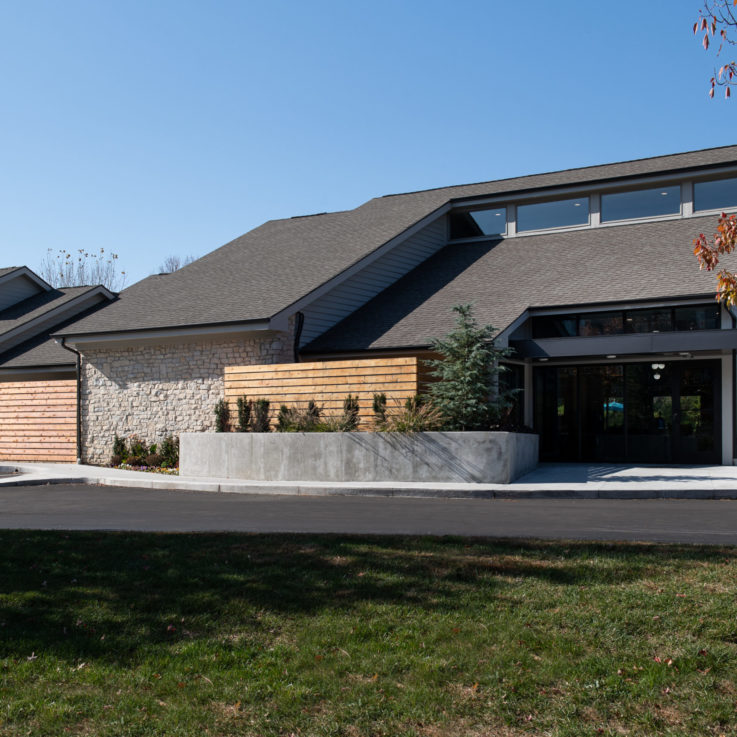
left=534, top=360, right=721, bottom=464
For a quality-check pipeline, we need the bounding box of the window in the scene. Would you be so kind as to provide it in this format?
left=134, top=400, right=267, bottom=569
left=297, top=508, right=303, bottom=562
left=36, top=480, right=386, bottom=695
left=531, top=304, right=720, bottom=339
left=517, top=197, right=589, bottom=232
left=449, top=207, right=506, bottom=239
left=531, top=316, right=577, bottom=339
left=600, top=185, right=680, bottom=222
left=694, top=176, right=737, bottom=212
left=579, top=311, right=623, bottom=336
left=624, top=308, right=672, bottom=333
left=674, top=305, right=720, bottom=331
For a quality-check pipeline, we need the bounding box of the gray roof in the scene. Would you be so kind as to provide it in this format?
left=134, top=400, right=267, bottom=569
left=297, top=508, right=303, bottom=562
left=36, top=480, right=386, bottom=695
left=0, top=285, right=112, bottom=370
left=59, top=144, right=737, bottom=337
left=0, top=333, right=74, bottom=369
left=0, top=267, right=22, bottom=279
left=302, top=215, right=737, bottom=353
left=0, top=286, right=96, bottom=337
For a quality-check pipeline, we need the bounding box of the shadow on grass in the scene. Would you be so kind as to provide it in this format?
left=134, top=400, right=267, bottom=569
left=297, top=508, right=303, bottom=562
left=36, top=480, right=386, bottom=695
left=0, top=531, right=734, bottom=662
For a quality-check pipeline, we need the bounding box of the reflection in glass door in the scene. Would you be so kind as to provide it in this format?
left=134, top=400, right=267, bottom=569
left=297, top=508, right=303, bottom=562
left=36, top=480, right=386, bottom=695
left=534, top=360, right=721, bottom=464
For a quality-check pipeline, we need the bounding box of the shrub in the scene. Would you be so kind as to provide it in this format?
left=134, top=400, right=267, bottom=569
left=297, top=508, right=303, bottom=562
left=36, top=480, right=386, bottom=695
left=110, top=454, right=123, bottom=467
left=276, top=404, right=296, bottom=432
left=341, top=394, right=360, bottom=431
left=149, top=443, right=157, bottom=455
left=160, top=435, right=179, bottom=467
left=127, top=456, right=144, bottom=467
left=305, top=399, right=321, bottom=428
left=129, top=435, right=146, bottom=458
left=236, top=396, right=252, bottom=432
left=112, top=435, right=127, bottom=461
left=145, top=453, right=164, bottom=467
left=382, top=395, right=443, bottom=433
left=214, top=399, right=230, bottom=432
left=427, top=304, right=515, bottom=431
left=252, top=399, right=271, bottom=432
left=372, top=393, right=387, bottom=428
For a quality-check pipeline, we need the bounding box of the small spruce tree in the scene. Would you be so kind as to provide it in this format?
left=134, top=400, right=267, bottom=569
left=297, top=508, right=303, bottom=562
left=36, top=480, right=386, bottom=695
left=427, top=304, right=513, bottom=431
left=214, top=399, right=230, bottom=432
left=251, top=399, right=271, bottom=432
left=236, top=396, right=252, bottom=432
left=341, top=394, right=360, bottom=431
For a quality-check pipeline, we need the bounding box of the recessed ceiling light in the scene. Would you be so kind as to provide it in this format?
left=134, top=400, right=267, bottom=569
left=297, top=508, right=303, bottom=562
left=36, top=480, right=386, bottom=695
left=660, top=191, right=669, bottom=196
left=606, top=354, right=617, bottom=359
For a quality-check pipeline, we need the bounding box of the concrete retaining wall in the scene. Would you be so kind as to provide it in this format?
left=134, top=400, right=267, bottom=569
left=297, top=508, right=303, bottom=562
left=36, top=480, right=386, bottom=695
left=180, top=431, right=539, bottom=484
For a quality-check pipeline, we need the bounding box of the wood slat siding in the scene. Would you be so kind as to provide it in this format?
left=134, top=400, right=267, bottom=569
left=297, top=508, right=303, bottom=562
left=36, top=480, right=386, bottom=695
left=299, top=217, right=448, bottom=346
left=0, top=379, right=77, bottom=462
left=225, top=358, right=420, bottom=427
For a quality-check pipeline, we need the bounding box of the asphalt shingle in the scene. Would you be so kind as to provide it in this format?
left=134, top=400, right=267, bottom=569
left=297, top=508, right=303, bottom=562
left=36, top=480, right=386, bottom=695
left=58, top=145, right=737, bottom=338
left=302, top=215, right=736, bottom=352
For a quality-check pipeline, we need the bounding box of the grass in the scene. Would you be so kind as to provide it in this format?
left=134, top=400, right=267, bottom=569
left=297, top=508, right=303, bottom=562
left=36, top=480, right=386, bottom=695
left=1, top=533, right=737, bottom=736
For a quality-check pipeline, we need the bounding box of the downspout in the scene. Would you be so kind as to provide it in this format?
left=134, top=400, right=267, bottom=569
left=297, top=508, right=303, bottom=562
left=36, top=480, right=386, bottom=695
left=293, top=311, right=305, bottom=363
left=57, top=338, right=82, bottom=464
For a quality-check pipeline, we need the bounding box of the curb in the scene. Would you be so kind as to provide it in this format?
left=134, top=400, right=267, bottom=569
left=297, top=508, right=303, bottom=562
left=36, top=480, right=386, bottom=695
left=2, top=466, right=737, bottom=500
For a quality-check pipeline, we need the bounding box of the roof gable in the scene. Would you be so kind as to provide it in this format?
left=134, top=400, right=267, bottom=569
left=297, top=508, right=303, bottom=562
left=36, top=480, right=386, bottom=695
left=59, top=144, right=737, bottom=340
left=302, top=215, right=735, bottom=353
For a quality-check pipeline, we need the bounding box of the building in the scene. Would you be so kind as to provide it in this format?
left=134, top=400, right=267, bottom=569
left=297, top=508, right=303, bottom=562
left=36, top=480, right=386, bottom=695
left=49, top=144, right=737, bottom=466
left=0, top=268, right=113, bottom=461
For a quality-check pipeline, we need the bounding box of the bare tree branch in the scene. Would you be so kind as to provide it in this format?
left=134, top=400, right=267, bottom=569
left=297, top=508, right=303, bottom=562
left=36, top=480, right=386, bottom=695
left=38, top=248, right=126, bottom=292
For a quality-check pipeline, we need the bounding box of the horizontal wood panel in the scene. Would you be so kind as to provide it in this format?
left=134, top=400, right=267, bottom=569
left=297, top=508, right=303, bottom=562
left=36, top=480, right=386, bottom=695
left=225, top=358, right=416, bottom=374
left=0, top=378, right=76, bottom=462
left=225, top=368, right=416, bottom=383
left=0, top=380, right=76, bottom=390
left=224, top=357, right=420, bottom=428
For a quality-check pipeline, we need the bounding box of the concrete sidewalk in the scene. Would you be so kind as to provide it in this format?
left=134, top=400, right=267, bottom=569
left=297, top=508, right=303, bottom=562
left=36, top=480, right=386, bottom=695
left=2, top=461, right=737, bottom=499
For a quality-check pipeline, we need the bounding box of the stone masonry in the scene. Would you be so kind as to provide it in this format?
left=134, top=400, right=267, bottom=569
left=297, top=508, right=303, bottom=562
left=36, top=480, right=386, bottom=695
left=80, top=330, right=293, bottom=464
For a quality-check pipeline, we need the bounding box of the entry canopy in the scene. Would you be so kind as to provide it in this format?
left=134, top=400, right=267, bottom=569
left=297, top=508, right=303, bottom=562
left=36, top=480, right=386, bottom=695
left=511, top=328, right=737, bottom=360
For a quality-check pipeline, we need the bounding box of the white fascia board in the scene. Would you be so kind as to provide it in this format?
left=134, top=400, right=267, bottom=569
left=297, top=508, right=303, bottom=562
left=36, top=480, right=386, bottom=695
left=269, top=203, right=452, bottom=325
left=0, top=286, right=114, bottom=354
left=0, top=267, right=52, bottom=292
left=61, top=320, right=272, bottom=350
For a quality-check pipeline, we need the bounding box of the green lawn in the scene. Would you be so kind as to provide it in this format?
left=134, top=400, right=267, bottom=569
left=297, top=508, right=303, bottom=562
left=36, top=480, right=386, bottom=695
left=1, top=532, right=737, bottom=736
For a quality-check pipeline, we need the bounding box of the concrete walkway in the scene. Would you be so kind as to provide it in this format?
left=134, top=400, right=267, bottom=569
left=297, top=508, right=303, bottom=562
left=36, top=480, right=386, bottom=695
left=2, top=461, right=737, bottom=499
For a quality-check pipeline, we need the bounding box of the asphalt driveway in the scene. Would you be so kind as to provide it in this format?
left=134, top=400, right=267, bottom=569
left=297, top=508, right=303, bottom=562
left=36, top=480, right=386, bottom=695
left=2, top=484, right=737, bottom=543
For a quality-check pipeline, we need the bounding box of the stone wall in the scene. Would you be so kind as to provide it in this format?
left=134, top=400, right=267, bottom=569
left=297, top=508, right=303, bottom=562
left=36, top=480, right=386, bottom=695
left=80, top=330, right=293, bottom=464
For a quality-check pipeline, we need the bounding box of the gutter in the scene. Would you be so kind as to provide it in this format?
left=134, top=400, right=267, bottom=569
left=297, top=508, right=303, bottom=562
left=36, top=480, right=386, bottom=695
left=57, top=338, right=82, bottom=464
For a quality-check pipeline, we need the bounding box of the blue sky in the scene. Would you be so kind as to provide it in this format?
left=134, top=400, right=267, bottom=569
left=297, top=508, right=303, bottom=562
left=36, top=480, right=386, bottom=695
left=0, top=0, right=732, bottom=286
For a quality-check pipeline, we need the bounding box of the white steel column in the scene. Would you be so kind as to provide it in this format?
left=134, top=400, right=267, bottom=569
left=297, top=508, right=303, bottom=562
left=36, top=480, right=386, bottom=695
left=722, top=354, right=733, bottom=465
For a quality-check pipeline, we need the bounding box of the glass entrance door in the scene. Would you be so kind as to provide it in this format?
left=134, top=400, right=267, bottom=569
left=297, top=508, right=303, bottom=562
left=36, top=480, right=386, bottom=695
left=534, top=359, right=721, bottom=464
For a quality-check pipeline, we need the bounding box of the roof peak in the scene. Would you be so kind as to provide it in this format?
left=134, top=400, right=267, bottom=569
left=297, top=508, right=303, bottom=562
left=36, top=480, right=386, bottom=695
left=378, top=144, right=737, bottom=200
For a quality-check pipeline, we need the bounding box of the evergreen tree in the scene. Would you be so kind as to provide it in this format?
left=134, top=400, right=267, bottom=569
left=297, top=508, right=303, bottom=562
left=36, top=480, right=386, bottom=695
left=427, top=304, right=513, bottom=431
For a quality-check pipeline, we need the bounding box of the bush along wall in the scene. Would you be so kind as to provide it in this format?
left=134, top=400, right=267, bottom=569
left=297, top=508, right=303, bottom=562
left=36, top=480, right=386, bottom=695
left=110, top=434, right=179, bottom=473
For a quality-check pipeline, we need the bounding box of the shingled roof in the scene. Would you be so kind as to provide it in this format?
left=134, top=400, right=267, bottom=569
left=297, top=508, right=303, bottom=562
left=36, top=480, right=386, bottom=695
left=0, top=286, right=97, bottom=338
left=302, top=214, right=736, bottom=353
left=0, top=284, right=114, bottom=371
left=58, top=144, right=737, bottom=338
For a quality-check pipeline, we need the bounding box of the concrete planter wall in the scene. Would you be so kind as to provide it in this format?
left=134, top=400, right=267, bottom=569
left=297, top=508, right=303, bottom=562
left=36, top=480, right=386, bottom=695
left=180, top=431, right=538, bottom=484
